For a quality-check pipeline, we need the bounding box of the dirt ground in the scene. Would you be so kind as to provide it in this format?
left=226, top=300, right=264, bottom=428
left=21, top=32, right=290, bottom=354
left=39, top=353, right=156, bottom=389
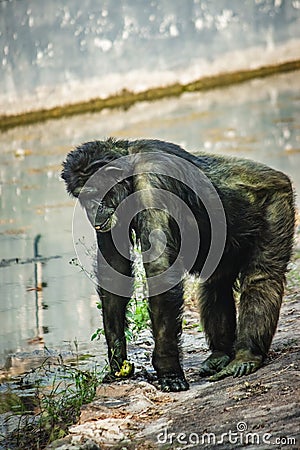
left=48, top=239, right=300, bottom=450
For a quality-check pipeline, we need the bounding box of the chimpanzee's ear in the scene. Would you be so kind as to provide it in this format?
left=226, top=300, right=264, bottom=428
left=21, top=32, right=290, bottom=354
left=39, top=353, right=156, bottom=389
left=103, top=164, right=124, bottom=182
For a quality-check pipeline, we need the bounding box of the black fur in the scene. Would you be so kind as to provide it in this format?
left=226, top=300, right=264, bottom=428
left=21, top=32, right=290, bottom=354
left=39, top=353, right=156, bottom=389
left=62, top=138, right=295, bottom=391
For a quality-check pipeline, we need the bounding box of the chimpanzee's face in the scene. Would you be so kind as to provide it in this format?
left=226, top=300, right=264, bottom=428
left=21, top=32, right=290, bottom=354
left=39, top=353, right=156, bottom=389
left=79, top=188, right=118, bottom=233
left=63, top=157, right=132, bottom=233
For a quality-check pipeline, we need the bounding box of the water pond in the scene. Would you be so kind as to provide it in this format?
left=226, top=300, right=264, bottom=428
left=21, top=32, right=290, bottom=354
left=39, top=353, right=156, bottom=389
left=0, top=71, right=299, bottom=378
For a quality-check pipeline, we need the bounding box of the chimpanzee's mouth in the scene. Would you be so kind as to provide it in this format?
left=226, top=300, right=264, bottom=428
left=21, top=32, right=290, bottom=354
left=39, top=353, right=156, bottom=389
left=95, top=217, right=110, bottom=232
left=95, top=215, right=117, bottom=233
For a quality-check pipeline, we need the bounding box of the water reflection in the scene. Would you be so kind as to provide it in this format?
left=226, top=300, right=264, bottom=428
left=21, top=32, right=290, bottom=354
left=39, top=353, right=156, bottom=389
left=0, top=71, right=299, bottom=373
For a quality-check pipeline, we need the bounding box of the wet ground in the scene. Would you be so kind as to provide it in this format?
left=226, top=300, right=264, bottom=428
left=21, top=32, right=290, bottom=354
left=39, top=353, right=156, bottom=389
left=0, top=70, right=300, bottom=447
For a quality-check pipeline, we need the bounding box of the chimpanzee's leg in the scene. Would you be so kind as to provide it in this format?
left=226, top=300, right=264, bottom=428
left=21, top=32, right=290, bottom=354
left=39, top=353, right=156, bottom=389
left=210, top=186, right=295, bottom=381
left=199, top=276, right=236, bottom=376
left=96, top=230, right=133, bottom=380
left=148, top=283, right=188, bottom=391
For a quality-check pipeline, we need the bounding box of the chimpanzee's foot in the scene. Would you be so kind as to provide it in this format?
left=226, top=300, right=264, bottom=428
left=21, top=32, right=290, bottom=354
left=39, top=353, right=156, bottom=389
left=209, top=351, right=263, bottom=381
left=199, top=351, right=231, bottom=377
left=102, top=360, right=134, bottom=383
left=158, top=373, right=189, bottom=392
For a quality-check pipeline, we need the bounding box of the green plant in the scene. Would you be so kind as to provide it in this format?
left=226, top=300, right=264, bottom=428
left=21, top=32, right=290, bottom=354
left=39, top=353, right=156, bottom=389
left=91, top=232, right=150, bottom=343
left=125, top=297, right=150, bottom=341
left=2, top=359, right=104, bottom=449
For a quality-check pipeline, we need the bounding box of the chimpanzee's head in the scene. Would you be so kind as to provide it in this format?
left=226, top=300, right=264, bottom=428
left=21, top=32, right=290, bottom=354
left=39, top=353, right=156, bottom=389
left=61, top=139, right=132, bottom=233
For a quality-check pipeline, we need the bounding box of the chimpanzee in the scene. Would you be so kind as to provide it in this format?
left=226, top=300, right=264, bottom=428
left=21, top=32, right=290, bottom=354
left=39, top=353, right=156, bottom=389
left=62, top=138, right=295, bottom=392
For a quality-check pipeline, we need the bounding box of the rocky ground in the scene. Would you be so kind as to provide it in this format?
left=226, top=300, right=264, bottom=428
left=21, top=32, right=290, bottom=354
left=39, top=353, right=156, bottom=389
left=47, top=230, right=300, bottom=450
left=47, top=342, right=299, bottom=450
left=46, top=313, right=299, bottom=450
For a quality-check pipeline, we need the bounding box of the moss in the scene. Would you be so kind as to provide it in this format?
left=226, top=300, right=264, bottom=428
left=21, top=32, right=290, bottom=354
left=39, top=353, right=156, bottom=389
left=0, top=392, right=24, bottom=414
left=1, top=59, right=300, bottom=131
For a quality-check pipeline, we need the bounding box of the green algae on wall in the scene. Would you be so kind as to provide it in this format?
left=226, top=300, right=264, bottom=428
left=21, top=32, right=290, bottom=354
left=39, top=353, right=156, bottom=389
left=1, top=60, right=300, bottom=132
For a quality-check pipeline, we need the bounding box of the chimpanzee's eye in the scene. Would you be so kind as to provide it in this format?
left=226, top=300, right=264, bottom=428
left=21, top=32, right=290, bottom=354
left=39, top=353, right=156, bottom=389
left=91, top=199, right=104, bottom=212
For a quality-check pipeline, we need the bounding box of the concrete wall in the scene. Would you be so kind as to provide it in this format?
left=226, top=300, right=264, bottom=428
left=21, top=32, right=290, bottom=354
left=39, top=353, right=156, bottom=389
left=1, top=0, right=300, bottom=115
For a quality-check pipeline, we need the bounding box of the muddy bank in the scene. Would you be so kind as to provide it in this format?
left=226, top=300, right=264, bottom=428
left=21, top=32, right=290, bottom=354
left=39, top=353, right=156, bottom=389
left=48, top=348, right=299, bottom=450
left=47, top=248, right=300, bottom=450
left=1, top=62, right=300, bottom=131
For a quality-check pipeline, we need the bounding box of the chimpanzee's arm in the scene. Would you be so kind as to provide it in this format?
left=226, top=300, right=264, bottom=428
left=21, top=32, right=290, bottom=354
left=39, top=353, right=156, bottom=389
left=96, top=230, right=133, bottom=378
